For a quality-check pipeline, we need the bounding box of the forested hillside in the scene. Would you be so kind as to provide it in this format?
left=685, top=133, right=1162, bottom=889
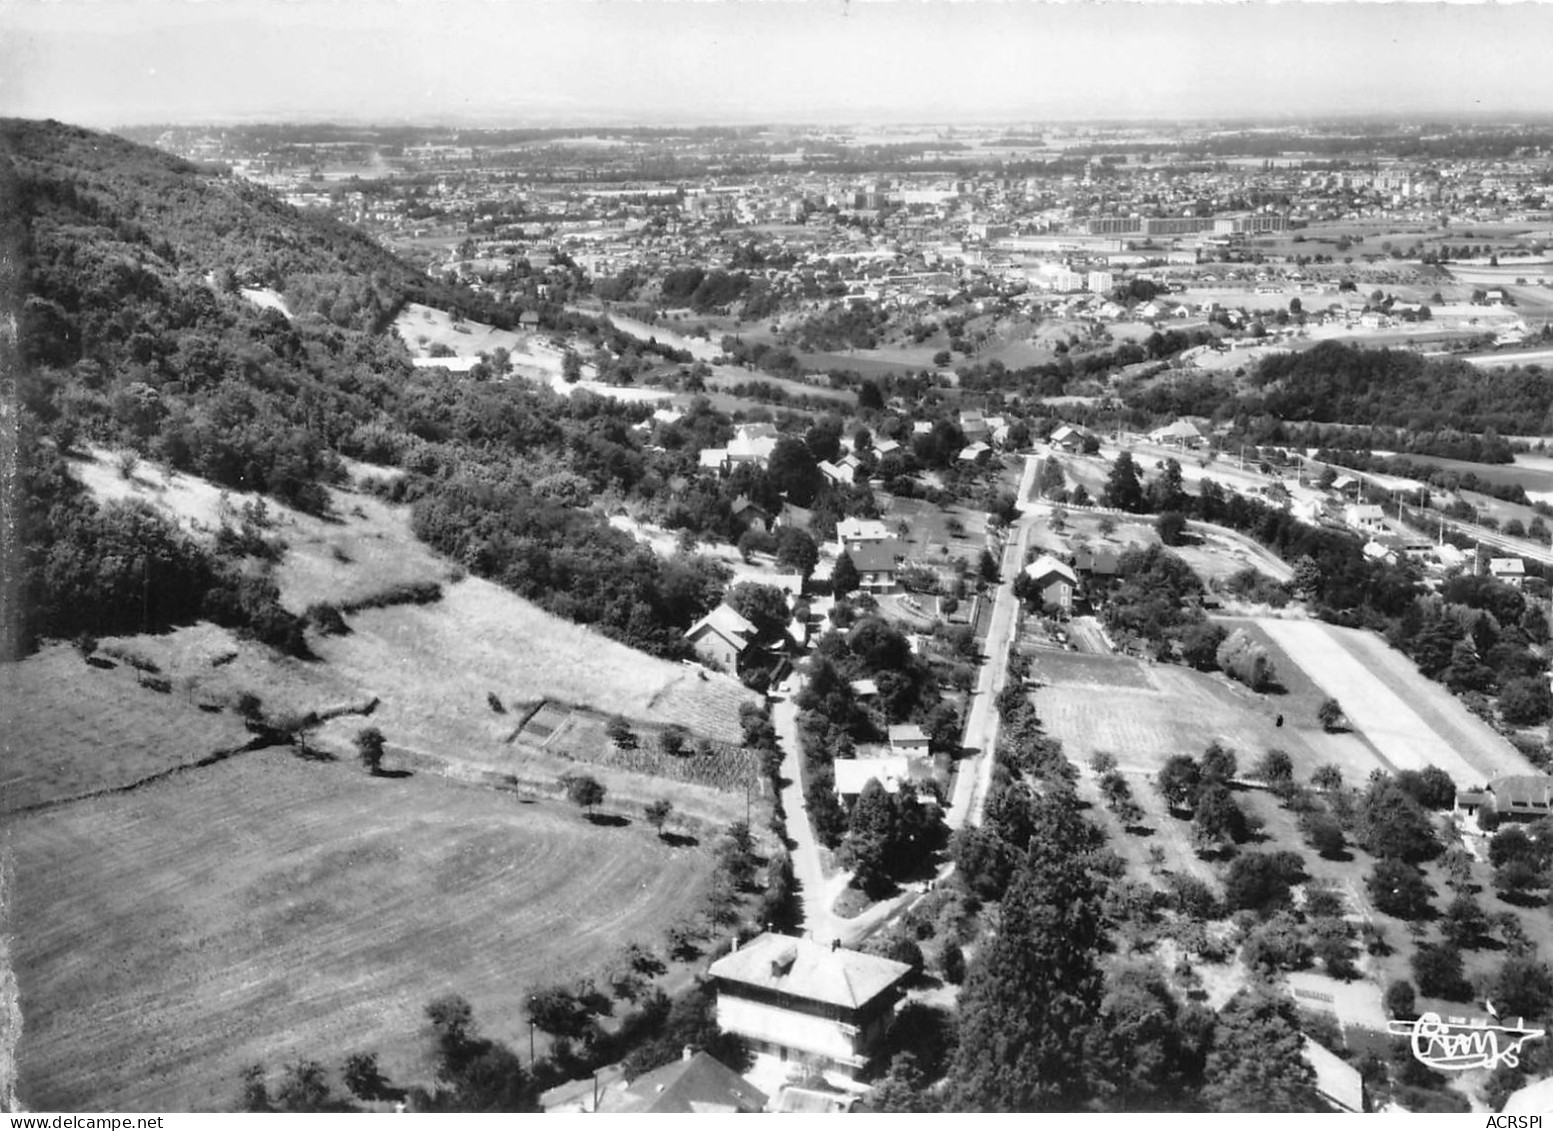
left=1245, top=342, right=1553, bottom=436
left=0, top=120, right=857, bottom=662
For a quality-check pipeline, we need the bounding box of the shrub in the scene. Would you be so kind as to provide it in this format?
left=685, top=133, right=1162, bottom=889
left=1224, top=850, right=1305, bottom=915
left=1300, top=810, right=1347, bottom=859
left=1367, top=858, right=1434, bottom=920
left=1384, top=979, right=1417, bottom=1020
left=659, top=725, right=688, bottom=758
left=1412, top=941, right=1470, bottom=1001
left=305, top=603, right=349, bottom=636
left=1216, top=629, right=1277, bottom=692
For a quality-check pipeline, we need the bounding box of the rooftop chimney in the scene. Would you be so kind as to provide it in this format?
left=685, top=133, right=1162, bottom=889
left=683, top=1045, right=695, bottom=1062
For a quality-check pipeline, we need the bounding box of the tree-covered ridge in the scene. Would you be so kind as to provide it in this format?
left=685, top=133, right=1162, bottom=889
left=1244, top=341, right=1553, bottom=436
left=2, top=120, right=881, bottom=661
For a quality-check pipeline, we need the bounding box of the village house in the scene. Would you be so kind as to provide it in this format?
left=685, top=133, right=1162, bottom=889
left=1049, top=423, right=1092, bottom=454
left=707, top=933, right=913, bottom=1080
left=684, top=604, right=757, bottom=672
left=1343, top=503, right=1387, bottom=535
left=1023, top=553, right=1079, bottom=612
left=1073, top=545, right=1120, bottom=581
left=1457, top=774, right=1553, bottom=822
left=1489, top=557, right=1526, bottom=588
left=729, top=495, right=773, bottom=533
left=817, top=459, right=854, bottom=487
left=834, top=516, right=890, bottom=555
left=1148, top=419, right=1208, bottom=449
left=887, top=723, right=931, bottom=757
left=541, top=1050, right=766, bottom=1114
left=832, top=755, right=911, bottom=804
left=847, top=539, right=906, bottom=593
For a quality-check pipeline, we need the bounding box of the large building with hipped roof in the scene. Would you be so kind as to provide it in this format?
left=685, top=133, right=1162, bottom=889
left=706, top=932, right=912, bottom=1079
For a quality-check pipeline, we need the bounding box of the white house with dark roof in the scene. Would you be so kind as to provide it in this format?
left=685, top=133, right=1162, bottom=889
left=707, top=933, right=912, bottom=1079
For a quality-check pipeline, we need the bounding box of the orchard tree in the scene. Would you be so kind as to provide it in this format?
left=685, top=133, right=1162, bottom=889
left=561, top=773, right=606, bottom=819
left=355, top=726, right=386, bottom=775
left=645, top=799, right=673, bottom=838
left=1157, top=755, right=1202, bottom=812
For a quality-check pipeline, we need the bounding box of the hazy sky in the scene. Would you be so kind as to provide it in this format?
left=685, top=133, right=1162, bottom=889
left=3, top=0, right=1553, bottom=128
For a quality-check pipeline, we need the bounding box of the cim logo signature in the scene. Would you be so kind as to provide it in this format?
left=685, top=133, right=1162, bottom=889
left=1388, top=1003, right=1545, bottom=1072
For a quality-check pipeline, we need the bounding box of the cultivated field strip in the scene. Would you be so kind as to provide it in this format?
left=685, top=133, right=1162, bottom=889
left=1254, top=618, right=1529, bottom=786
left=9, top=749, right=712, bottom=1111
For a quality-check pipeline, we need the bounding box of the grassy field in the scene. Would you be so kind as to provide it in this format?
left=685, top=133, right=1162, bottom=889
left=309, top=576, right=756, bottom=826
left=1030, top=645, right=1383, bottom=790
left=8, top=748, right=717, bottom=1111
left=1252, top=617, right=1529, bottom=788
left=878, top=495, right=993, bottom=564
left=71, top=449, right=459, bottom=615
left=0, top=643, right=252, bottom=813
left=394, top=300, right=528, bottom=359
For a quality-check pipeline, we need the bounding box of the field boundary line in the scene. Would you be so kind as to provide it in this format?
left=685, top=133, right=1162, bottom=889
left=5, top=733, right=276, bottom=818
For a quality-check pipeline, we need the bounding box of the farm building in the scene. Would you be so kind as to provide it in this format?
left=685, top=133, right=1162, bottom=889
left=707, top=933, right=912, bottom=1080
left=685, top=604, right=758, bottom=672
left=1147, top=419, right=1208, bottom=448
left=1024, top=554, right=1079, bottom=612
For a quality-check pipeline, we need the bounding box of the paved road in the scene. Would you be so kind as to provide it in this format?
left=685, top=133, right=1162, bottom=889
left=947, top=454, right=1041, bottom=830
left=771, top=677, right=844, bottom=945
left=772, top=454, right=1042, bottom=943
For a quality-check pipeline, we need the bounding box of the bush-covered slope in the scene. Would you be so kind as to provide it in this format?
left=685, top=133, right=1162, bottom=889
left=1, top=120, right=735, bottom=661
